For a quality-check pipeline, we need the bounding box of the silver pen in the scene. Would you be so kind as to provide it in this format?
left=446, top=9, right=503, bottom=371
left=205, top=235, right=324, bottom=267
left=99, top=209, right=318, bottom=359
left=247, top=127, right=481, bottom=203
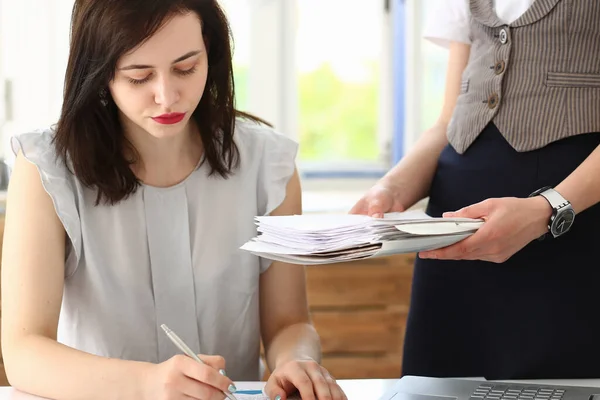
left=161, top=324, right=238, bottom=400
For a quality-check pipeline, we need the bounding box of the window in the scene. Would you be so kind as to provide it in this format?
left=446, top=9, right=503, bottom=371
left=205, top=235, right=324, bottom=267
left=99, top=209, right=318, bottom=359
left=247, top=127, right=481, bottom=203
left=396, top=0, right=449, bottom=158
left=218, top=0, right=250, bottom=112
left=418, top=0, right=448, bottom=133
left=295, top=0, right=388, bottom=166
left=220, top=0, right=393, bottom=179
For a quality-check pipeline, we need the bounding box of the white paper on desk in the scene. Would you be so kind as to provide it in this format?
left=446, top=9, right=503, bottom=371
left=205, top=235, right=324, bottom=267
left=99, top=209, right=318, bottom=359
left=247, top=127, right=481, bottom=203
left=235, top=394, right=301, bottom=400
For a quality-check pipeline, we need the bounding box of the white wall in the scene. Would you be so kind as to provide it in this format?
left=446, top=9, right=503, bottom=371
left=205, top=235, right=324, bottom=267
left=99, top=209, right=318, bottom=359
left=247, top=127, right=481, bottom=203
left=0, top=0, right=73, bottom=162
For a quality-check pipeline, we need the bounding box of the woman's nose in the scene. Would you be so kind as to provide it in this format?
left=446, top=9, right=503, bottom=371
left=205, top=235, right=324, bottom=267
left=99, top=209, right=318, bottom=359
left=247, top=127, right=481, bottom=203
left=154, top=76, right=180, bottom=108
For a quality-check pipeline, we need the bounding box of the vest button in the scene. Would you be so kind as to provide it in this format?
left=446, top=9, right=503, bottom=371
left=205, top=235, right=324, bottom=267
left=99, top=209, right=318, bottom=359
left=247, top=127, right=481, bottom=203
left=494, top=60, right=506, bottom=75
left=488, top=93, right=499, bottom=109
left=499, top=28, right=508, bottom=44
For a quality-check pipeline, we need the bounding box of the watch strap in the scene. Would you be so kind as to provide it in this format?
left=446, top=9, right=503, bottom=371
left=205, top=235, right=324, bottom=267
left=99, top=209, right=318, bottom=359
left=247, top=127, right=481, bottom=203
left=538, top=188, right=571, bottom=211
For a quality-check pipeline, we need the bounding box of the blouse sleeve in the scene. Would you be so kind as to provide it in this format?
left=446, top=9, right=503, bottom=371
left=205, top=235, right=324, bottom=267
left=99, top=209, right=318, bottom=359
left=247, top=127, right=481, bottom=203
left=11, top=129, right=82, bottom=277
left=423, top=0, right=472, bottom=49
left=255, top=125, right=299, bottom=273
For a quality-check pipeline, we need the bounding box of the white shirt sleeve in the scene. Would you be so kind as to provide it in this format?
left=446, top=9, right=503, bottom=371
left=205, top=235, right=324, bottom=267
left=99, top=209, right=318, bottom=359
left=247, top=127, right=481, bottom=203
left=422, top=0, right=472, bottom=49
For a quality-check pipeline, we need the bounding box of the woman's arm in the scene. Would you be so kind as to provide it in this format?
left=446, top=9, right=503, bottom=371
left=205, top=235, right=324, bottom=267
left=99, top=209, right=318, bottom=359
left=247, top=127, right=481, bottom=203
left=259, top=168, right=320, bottom=369
left=1, top=152, right=152, bottom=399
left=555, top=144, right=600, bottom=214
left=259, top=169, right=344, bottom=400
left=351, top=41, right=472, bottom=215
left=418, top=143, right=600, bottom=263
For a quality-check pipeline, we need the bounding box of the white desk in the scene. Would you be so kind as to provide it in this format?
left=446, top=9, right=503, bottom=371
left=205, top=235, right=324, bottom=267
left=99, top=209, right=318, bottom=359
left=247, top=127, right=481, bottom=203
left=0, top=379, right=399, bottom=400
left=1, top=378, right=600, bottom=400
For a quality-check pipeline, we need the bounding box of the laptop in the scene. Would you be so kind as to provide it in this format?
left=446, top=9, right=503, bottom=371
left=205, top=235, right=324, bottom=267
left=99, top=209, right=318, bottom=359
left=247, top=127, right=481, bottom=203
left=379, top=376, right=600, bottom=400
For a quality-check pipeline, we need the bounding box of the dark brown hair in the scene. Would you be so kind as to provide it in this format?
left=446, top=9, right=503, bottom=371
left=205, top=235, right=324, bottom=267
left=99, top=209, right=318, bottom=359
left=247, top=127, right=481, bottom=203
left=54, top=0, right=267, bottom=205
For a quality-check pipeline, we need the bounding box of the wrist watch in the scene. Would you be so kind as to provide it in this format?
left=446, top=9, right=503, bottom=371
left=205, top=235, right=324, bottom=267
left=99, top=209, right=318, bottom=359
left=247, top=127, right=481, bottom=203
left=528, top=186, right=575, bottom=239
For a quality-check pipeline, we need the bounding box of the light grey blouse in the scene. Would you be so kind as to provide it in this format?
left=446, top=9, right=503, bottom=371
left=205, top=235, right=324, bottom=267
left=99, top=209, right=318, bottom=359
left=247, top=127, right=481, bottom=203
left=11, top=119, right=298, bottom=381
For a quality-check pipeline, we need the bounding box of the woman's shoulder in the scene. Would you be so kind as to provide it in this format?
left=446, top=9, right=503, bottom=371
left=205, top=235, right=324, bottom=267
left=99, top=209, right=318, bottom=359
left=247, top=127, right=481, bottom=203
left=10, top=127, right=82, bottom=276
left=10, top=126, right=79, bottom=212
left=12, top=126, right=55, bottom=149
left=233, top=116, right=298, bottom=157
left=232, top=116, right=298, bottom=217
left=10, top=127, right=70, bottom=177
left=423, top=0, right=472, bottom=48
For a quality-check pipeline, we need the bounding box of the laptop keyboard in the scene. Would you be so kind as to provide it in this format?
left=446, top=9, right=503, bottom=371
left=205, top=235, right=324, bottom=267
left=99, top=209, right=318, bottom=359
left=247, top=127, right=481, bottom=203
left=471, top=384, right=566, bottom=400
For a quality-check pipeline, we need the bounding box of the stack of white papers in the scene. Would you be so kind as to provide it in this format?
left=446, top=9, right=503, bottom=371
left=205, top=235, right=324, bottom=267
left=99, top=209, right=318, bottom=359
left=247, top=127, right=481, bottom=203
left=240, top=210, right=484, bottom=265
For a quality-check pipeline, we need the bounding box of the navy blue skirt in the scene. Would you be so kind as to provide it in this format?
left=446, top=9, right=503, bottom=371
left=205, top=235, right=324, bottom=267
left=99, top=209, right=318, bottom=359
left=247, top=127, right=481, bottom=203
left=401, top=123, right=600, bottom=380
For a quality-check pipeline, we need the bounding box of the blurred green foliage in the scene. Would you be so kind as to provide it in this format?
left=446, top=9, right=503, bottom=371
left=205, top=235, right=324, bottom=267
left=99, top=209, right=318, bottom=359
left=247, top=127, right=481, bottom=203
left=233, top=62, right=380, bottom=162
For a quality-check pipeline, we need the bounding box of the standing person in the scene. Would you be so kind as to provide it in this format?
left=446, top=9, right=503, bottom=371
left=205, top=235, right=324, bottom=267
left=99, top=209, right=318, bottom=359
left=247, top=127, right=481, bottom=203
left=0, top=1, right=346, bottom=400
left=351, top=0, right=600, bottom=380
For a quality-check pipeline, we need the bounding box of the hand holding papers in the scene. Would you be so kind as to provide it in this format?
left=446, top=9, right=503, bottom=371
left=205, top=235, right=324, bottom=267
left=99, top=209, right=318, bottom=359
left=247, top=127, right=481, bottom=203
left=241, top=210, right=484, bottom=265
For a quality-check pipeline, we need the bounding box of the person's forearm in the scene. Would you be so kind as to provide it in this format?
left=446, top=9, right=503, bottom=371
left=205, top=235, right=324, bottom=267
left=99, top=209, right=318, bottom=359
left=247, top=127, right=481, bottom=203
left=4, top=335, right=151, bottom=400
left=380, top=122, right=449, bottom=210
left=555, top=144, right=600, bottom=214
left=264, top=322, right=321, bottom=371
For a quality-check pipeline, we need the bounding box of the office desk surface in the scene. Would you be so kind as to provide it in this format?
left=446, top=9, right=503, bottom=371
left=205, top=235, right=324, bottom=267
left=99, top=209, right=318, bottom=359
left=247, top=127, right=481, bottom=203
left=0, top=379, right=398, bottom=400
left=1, top=378, right=600, bottom=400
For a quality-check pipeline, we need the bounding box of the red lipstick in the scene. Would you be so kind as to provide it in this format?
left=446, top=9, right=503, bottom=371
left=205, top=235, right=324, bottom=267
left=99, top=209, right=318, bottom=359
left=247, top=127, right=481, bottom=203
left=152, top=112, right=185, bottom=125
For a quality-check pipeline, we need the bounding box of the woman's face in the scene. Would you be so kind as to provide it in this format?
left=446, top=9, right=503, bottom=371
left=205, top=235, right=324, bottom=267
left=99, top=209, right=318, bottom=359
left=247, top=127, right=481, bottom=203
left=109, top=12, right=208, bottom=140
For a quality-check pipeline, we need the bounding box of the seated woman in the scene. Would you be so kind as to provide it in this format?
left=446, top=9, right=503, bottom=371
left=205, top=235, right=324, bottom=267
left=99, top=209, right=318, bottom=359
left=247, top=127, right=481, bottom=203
left=0, top=1, right=346, bottom=400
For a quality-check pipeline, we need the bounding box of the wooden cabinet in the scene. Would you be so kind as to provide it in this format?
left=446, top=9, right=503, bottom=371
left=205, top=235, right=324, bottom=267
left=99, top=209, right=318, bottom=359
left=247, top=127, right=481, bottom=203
left=305, top=253, right=415, bottom=379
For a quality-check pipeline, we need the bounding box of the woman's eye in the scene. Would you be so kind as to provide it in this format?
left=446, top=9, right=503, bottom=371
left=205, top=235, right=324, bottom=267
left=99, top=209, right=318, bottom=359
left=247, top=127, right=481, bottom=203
left=128, top=75, right=151, bottom=85
left=125, top=65, right=196, bottom=85
left=176, top=66, right=197, bottom=77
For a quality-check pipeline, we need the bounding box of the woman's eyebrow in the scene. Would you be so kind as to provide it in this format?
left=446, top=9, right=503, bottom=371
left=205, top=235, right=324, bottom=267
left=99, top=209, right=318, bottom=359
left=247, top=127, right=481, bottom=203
left=119, top=50, right=202, bottom=71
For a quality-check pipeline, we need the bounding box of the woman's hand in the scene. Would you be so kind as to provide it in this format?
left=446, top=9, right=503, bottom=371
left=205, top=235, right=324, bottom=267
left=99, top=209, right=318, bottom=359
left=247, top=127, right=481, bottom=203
left=350, top=182, right=405, bottom=218
left=144, top=354, right=236, bottom=400
left=264, top=357, right=347, bottom=400
left=419, top=196, right=553, bottom=263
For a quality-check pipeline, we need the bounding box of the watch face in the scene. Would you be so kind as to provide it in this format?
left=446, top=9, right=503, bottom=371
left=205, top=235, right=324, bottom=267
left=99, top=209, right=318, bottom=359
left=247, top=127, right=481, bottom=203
left=551, top=209, right=575, bottom=237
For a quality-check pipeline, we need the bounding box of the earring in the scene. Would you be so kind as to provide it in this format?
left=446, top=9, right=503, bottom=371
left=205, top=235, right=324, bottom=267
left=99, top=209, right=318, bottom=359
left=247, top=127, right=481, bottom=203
left=99, top=89, right=108, bottom=107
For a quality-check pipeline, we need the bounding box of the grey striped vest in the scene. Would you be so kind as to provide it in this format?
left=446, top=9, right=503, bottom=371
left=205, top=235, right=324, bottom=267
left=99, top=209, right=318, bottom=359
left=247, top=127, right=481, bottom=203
left=448, top=0, right=600, bottom=153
